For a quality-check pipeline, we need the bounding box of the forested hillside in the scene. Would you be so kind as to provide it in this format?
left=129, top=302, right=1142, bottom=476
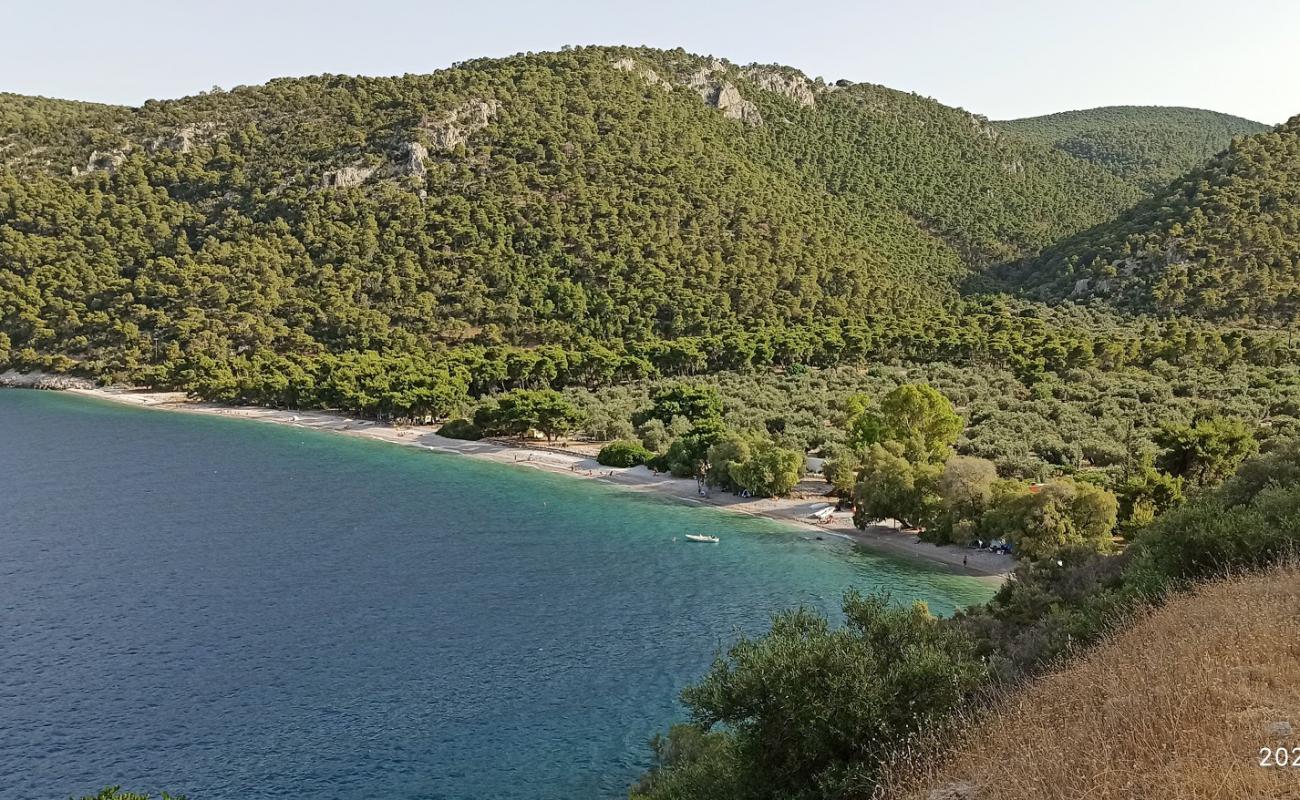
left=1013, top=115, right=1300, bottom=324
left=7, top=45, right=1300, bottom=800
left=0, top=45, right=1149, bottom=406
left=998, top=106, right=1267, bottom=191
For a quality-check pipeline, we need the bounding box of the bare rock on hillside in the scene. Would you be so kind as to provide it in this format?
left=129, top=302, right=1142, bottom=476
left=321, top=164, right=376, bottom=188
left=86, top=147, right=131, bottom=174
left=968, top=113, right=1000, bottom=141
left=745, top=68, right=816, bottom=107
left=611, top=57, right=671, bottom=90
left=397, top=141, right=428, bottom=177
left=421, top=99, right=501, bottom=152
left=147, top=122, right=216, bottom=155
left=0, top=370, right=96, bottom=390
left=714, top=83, right=762, bottom=125
left=687, top=68, right=761, bottom=125
left=1268, top=720, right=1293, bottom=738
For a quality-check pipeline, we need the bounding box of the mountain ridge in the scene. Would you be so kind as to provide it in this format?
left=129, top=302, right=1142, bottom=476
left=997, top=105, right=1269, bottom=191
left=1012, top=114, right=1300, bottom=323
left=0, top=46, right=1147, bottom=372
left=0, top=45, right=1283, bottom=406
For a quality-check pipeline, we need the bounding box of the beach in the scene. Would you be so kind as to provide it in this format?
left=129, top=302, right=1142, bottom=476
left=63, top=386, right=1011, bottom=580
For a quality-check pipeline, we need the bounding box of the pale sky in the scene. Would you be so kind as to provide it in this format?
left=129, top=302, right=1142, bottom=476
left=5, top=0, right=1299, bottom=123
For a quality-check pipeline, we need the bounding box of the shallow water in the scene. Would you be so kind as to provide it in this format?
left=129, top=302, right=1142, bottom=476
left=0, top=390, right=994, bottom=799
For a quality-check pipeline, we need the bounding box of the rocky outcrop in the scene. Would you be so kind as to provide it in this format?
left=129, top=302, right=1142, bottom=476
left=148, top=122, right=216, bottom=155
left=0, top=370, right=96, bottom=390
left=611, top=57, right=672, bottom=90
left=397, top=141, right=428, bottom=177
left=713, top=83, right=762, bottom=124
left=1071, top=276, right=1113, bottom=297
left=421, top=99, right=501, bottom=152
left=968, top=113, right=1000, bottom=141
left=321, top=164, right=377, bottom=188
left=688, top=66, right=762, bottom=126
left=744, top=68, right=816, bottom=107
left=86, top=147, right=131, bottom=174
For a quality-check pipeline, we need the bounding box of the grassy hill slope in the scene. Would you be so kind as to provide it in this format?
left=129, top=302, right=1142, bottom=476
left=998, top=106, right=1268, bottom=191
left=891, top=564, right=1299, bottom=800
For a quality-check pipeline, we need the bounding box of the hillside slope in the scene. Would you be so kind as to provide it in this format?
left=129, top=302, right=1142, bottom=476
left=1010, top=115, right=1300, bottom=323
left=0, top=46, right=1144, bottom=387
left=892, top=565, right=1300, bottom=800
left=998, top=106, right=1268, bottom=191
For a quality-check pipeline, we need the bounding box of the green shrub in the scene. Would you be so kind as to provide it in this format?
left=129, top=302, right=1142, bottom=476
left=597, top=440, right=653, bottom=467
left=634, top=592, right=987, bottom=799
left=438, top=418, right=483, bottom=440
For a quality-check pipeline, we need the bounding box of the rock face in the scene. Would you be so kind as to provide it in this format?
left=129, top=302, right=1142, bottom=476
left=744, top=68, right=816, bottom=107
left=712, top=83, right=762, bottom=124
left=688, top=66, right=762, bottom=126
left=321, top=164, right=377, bottom=188
left=968, top=113, right=1000, bottom=141
left=148, top=122, right=215, bottom=155
left=1071, top=276, right=1113, bottom=297
left=421, top=99, right=501, bottom=152
left=611, top=57, right=672, bottom=90
left=0, top=370, right=96, bottom=390
left=398, top=141, right=428, bottom=177
left=86, top=147, right=130, bottom=174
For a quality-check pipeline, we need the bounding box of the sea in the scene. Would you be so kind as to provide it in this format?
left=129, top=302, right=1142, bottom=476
left=0, top=389, right=995, bottom=799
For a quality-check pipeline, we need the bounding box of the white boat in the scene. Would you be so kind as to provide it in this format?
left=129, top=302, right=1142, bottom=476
left=685, top=533, right=719, bottom=543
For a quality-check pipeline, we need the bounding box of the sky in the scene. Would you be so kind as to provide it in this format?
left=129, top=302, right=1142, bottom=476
left=5, top=0, right=1299, bottom=123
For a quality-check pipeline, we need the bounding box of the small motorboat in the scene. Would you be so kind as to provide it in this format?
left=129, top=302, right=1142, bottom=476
left=685, top=533, right=719, bottom=543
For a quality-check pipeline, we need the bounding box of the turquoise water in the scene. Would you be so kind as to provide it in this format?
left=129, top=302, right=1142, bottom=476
left=0, top=390, right=994, bottom=799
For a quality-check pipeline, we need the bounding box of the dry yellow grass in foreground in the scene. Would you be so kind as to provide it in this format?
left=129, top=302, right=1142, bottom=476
left=889, top=566, right=1300, bottom=800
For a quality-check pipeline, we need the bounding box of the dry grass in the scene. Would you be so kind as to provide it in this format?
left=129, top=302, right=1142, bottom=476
left=885, top=565, right=1300, bottom=800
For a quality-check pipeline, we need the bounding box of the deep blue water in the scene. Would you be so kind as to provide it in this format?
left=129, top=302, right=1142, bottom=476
left=0, top=390, right=994, bottom=799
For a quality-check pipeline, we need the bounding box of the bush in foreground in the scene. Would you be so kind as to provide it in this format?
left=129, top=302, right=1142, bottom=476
left=636, top=440, right=1300, bottom=799
left=632, top=593, right=986, bottom=799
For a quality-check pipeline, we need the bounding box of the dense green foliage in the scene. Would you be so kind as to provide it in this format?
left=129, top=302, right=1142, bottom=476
left=991, top=477, right=1118, bottom=559
left=1152, top=416, right=1258, bottom=487
left=847, top=383, right=962, bottom=462
left=636, top=441, right=1300, bottom=799
left=437, top=417, right=483, bottom=440
left=471, top=388, right=583, bottom=441
left=10, top=47, right=1298, bottom=800
left=0, top=46, right=1150, bottom=400
left=632, top=594, right=986, bottom=799
left=998, top=106, right=1267, bottom=191
left=1014, top=115, right=1300, bottom=323
left=597, top=439, right=653, bottom=467
left=726, top=440, right=803, bottom=497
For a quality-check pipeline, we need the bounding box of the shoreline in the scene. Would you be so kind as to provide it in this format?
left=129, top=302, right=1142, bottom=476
left=53, top=385, right=1010, bottom=581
